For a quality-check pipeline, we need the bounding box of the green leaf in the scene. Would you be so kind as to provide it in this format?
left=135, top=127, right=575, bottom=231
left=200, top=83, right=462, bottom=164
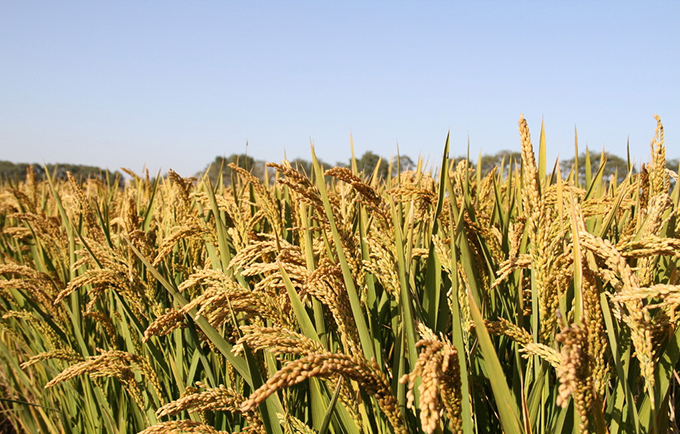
left=468, top=289, right=524, bottom=434
left=310, top=146, right=376, bottom=362
left=539, top=117, right=547, bottom=186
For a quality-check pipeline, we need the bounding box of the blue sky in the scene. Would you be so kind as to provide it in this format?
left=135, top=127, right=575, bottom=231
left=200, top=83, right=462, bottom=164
left=1, top=1, right=678, bottom=176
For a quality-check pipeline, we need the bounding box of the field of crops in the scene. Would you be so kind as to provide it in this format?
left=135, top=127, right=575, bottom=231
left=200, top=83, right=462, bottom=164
left=1, top=115, right=679, bottom=434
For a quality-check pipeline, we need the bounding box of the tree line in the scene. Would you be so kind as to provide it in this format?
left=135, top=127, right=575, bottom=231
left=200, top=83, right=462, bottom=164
left=3, top=150, right=678, bottom=186
left=201, top=151, right=416, bottom=186
left=0, top=160, right=123, bottom=185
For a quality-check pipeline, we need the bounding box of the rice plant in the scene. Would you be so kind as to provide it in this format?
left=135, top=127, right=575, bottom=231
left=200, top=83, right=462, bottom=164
left=0, top=115, right=679, bottom=434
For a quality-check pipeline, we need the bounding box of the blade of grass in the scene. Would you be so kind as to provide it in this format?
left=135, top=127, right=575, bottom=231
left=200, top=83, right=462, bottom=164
left=423, top=132, right=450, bottom=333
left=468, top=288, right=524, bottom=434
left=446, top=207, right=473, bottom=434
left=310, top=146, right=376, bottom=362
left=539, top=117, right=547, bottom=187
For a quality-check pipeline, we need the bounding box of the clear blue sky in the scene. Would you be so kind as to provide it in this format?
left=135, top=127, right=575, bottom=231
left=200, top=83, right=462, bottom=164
left=2, top=1, right=678, bottom=176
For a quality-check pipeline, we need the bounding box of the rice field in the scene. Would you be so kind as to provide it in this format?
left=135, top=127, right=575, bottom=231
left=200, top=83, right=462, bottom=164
left=1, top=115, right=679, bottom=434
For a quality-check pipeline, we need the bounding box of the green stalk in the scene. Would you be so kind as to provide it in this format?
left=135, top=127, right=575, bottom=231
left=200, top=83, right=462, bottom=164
left=310, top=146, right=376, bottom=362
left=468, top=289, right=524, bottom=434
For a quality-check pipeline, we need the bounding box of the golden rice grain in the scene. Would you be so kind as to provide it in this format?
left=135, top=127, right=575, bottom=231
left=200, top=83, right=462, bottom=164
left=138, top=420, right=221, bottom=434
left=555, top=324, right=594, bottom=433
left=233, top=326, right=325, bottom=359
left=242, top=352, right=406, bottom=434
left=400, top=328, right=462, bottom=434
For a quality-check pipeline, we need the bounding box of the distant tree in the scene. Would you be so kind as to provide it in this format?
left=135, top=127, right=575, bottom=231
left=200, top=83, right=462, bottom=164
left=478, top=150, right=522, bottom=175
left=203, top=154, right=258, bottom=185
left=286, top=158, right=333, bottom=177
left=0, top=160, right=122, bottom=186
left=392, top=155, right=415, bottom=176
left=560, top=151, right=633, bottom=184
left=447, top=151, right=521, bottom=177
left=354, top=151, right=388, bottom=179
left=667, top=158, right=680, bottom=171
left=350, top=152, right=414, bottom=180
left=201, top=154, right=342, bottom=186
left=0, top=161, right=34, bottom=182
left=290, top=158, right=313, bottom=176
